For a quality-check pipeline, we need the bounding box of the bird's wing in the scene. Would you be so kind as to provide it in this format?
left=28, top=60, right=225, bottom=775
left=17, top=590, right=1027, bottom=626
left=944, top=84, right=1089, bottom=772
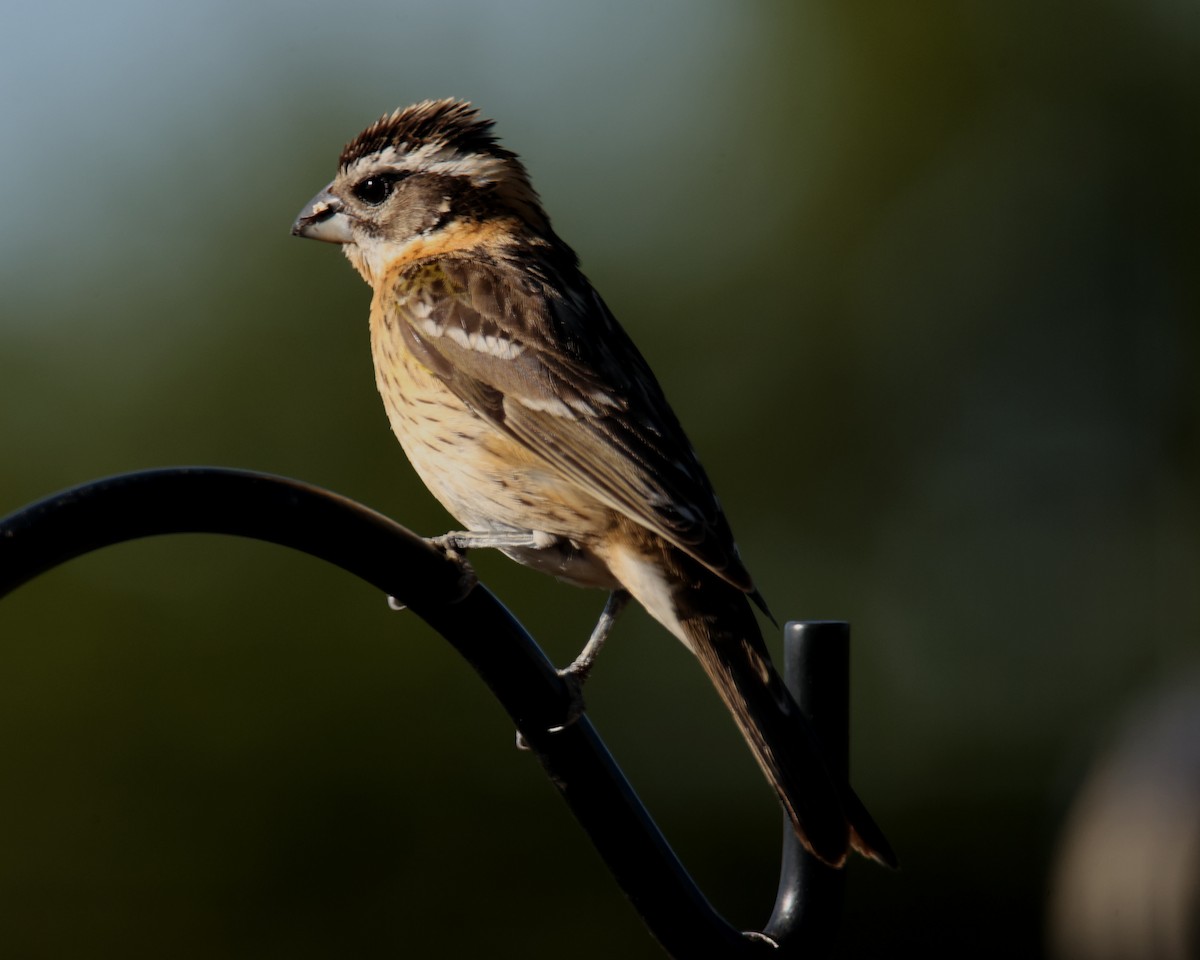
left=388, top=256, right=755, bottom=592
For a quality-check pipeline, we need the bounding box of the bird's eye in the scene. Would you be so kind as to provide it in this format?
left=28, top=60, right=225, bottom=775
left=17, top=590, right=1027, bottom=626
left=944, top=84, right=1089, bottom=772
left=352, top=173, right=404, bottom=205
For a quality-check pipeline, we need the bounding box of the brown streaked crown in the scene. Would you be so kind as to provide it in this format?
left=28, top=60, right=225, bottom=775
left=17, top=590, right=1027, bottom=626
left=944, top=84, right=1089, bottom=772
left=339, top=99, right=518, bottom=172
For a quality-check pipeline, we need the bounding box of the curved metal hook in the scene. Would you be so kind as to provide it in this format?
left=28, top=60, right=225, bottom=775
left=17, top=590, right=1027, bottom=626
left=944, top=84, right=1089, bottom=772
left=0, top=467, right=844, bottom=957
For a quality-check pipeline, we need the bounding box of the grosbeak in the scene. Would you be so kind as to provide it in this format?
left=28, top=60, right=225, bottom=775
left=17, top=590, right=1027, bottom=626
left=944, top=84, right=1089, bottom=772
left=292, top=99, right=893, bottom=868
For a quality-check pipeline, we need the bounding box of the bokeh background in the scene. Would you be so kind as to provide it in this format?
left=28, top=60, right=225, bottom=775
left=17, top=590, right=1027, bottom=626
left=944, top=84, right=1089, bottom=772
left=2, top=1, right=1197, bottom=957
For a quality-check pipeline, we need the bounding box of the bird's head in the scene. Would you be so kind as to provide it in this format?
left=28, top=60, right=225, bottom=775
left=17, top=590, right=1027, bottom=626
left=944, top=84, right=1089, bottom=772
left=292, top=99, right=549, bottom=284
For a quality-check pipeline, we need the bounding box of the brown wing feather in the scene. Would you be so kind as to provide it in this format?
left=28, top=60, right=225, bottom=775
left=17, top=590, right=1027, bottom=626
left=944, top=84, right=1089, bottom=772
left=391, top=255, right=755, bottom=591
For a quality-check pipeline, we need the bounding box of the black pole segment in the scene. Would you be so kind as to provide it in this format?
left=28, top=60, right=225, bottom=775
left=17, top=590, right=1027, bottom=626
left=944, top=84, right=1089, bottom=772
left=764, top=621, right=849, bottom=956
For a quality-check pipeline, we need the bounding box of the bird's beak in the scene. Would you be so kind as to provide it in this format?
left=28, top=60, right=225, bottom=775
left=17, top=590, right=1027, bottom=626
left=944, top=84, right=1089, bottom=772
left=291, top=184, right=353, bottom=243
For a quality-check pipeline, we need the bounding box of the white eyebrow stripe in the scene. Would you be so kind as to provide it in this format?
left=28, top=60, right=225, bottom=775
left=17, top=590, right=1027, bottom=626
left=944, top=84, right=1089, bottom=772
left=345, top=143, right=507, bottom=184
left=423, top=154, right=508, bottom=181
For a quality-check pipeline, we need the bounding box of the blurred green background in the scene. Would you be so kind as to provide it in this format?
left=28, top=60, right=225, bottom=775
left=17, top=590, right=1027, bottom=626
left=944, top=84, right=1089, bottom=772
left=2, top=1, right=1197, bottom=957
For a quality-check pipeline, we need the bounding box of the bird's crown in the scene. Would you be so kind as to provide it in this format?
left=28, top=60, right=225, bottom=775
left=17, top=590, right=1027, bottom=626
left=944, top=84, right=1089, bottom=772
left=339, top=99, right=521, bottom=182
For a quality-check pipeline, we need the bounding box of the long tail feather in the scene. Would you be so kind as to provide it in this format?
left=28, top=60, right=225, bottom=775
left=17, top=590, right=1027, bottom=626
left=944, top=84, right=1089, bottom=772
left=612, top=543, right=896, bottom=868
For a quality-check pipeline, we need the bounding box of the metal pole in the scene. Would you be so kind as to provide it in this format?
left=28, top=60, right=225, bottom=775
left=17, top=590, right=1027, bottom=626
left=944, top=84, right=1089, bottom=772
left=765, top=621, right=849, bottom=956
left=0, top=469, right=869, bottom=958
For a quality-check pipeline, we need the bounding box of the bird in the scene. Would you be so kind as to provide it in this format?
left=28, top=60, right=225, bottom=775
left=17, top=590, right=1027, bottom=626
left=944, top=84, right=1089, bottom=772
left=291, top=98, right=895, bottom=868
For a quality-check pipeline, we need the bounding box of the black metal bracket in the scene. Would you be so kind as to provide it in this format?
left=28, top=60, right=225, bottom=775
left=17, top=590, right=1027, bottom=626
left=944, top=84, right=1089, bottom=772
left=0, top=467, right=856, bottom=958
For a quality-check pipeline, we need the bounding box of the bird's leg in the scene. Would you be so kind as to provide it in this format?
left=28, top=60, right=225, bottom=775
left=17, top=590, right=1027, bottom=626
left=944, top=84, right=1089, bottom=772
left=547, top=589, right=631, bottom=733
left=430, top=530, right=557, bottom=553
left=428, top=530, right=557, bottom=603
left=390, top=531, right=548, bottom=612
left=516, top=590, right=631, bottom=747
left=560, top=589, right=630, bottom=686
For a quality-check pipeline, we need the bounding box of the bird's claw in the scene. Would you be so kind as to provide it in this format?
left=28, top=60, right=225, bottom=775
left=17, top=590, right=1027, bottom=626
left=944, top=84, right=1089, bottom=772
left=550, top=668, right=587, bottom=731
left=424, top=536, right=479, bottom=602
left=513, top=670, right=587, bottom=749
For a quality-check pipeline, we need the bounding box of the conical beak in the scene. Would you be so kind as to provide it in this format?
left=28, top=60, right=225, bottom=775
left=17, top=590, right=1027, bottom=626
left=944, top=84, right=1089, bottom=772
left=292, top=184, right=353, bottom=243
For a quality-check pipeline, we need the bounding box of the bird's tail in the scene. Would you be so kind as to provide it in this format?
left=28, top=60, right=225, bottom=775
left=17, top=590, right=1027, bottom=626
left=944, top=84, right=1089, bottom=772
left=620, top=548, right=897, bottom=868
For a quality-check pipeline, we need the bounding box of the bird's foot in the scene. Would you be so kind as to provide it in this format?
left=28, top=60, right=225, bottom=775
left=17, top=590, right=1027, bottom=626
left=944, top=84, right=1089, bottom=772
left=514, top=668, right=588, bottom=751
left=423, top=534, right=481, bottom=601
left=549, top=667, right=588, bottom=732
